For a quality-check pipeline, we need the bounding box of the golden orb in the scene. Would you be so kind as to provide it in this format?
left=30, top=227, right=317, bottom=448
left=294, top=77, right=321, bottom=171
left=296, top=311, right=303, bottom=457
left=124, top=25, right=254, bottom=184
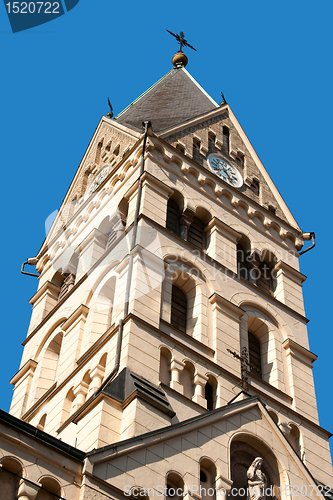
left=172, top=51, right=188, bottom=68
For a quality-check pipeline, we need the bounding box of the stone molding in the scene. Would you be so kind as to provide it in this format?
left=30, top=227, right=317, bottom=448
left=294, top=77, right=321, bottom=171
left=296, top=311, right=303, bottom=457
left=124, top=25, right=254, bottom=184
left=209, top=293, right=245, bottom=322
left=62, top=305, right=90, bottom=334
left=29, top=281, right=60, bottom=307
left=273, top=260, right=307, bottom=285
left=10, top=359, right=38, bottom=387
left=204, top=217, right=241, bottom=243
left=282, top=338, right=317, bottom=367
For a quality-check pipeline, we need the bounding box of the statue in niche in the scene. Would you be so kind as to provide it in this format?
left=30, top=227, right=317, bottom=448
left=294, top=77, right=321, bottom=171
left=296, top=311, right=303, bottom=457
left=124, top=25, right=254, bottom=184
left=247, top=457, right=267, bottom=500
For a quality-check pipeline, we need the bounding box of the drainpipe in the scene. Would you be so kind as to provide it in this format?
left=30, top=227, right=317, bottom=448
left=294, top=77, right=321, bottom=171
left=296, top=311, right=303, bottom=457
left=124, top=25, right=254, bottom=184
left=299, top=232, right=315, bottom=256
left=94, top=120, right=151, bottom=397
left=21, top=257, right=39, bottom=278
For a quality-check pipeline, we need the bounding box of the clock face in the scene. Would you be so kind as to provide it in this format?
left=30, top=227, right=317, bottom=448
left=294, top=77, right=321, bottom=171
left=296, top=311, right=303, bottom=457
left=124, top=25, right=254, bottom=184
left=207, top=154, right=243, bottom=188
left=89, top=167, right=110, bottom=193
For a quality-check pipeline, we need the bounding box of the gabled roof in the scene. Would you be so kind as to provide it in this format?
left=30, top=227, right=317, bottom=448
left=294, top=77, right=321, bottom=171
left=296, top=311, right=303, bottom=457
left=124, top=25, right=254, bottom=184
left=116, top=67, right=219, bottom=133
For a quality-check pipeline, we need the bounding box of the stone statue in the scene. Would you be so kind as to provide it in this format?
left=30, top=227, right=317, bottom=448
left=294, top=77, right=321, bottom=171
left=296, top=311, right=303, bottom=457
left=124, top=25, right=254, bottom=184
left=247, top=457, right=267, bottom=500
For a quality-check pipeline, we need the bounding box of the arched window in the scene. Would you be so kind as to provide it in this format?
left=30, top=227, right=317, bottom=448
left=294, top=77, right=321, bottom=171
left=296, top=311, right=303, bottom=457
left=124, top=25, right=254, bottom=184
left=255, top=251, right=277, bottom=296
left=0, top=458, right=22, bottom=499
left=53, top=252, right=79, bottom=303
left=36, top=477, right=61, bottom=500
left=166, top=472, right=184, bottom=500
left=268, top=410, right=279, bottom=426
left=61, top=387, right=75, bottom=424
left=237, top=235, right=251, bottom=280
left=39, top=331, right=63, bottom=396
left=166, top=199, right=181, bottom=236
left=200, top=458, right=217, bottom=500
left=159, top=348, right=172, bottom=386
left=205, top=375, right=217, bottom=411
left=171, top=285, right=187, bottom=333
left=188, top=216, right=205, bottom=249
left=118, top=197, right=129, bottom=228
left=288, top=424, right=302, bottom=458
left=179, top=361, right=195, bottom=399
left=230, top=438, right=280, bottom=500
left=187, top=208, right=211, bottom=250
left=248, top=332, right=262, bottom=378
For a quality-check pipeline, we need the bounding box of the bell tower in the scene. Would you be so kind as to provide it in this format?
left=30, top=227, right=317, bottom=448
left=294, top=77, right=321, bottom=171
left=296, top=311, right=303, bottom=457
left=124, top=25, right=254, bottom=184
left=4, top=43, right=332, bottom=499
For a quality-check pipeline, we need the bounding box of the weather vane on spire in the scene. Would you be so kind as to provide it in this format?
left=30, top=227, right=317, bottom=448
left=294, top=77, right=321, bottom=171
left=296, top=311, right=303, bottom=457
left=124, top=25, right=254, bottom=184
left=166, top=29, right=197, bottom=52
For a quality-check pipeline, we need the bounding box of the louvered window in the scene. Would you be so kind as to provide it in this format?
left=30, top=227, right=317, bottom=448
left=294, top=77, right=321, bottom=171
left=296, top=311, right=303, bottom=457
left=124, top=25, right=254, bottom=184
left=237, top=243, right=249, bottom=280
left=188, top=217, right=205, bottom=249
left=58, top=273, right=76, bottom=302
left=166, top=199, right=180, bottom=235
left=171, top=285, right=187, bottom=333
left=257, top=262, right=274, bottom=296
left=248, top=332, right=262, bottom=377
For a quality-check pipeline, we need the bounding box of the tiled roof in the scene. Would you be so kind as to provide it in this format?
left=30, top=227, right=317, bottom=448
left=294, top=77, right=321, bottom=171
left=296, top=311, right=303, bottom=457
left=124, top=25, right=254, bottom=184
left=116, top=67, right=219, bottom=133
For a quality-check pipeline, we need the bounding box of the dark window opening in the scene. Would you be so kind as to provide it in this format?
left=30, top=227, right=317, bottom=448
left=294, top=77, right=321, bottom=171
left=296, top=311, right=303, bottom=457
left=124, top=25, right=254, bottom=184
left=200, top=471, right=207, bottom=483
left=205, top=383, right=214, bottom=411
left=223, top=126, right=230, bottom=153
left=166, top=198, right=181, bottom=236
left=248, top=332, right=262, bottom=377
left=235, top=153, right=244, bottom=168
left=171, top=285, right=187, bottom=333
left=250, top=179, right=260, bottom=196
left=237, top=243, right=249, bottom=280
left=188, top=216, right=205, bottom=249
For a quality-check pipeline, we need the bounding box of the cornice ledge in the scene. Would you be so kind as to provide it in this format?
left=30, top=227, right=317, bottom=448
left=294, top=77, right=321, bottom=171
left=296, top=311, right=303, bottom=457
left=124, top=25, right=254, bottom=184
left=209, top=293, right=245, bottom=321
left=10, top=359, right=38, bottom=386
left=282, top=338, right=317, bottom=365
left=273, top=261, right=307, bottom=284
left=62, top=304, right=90, bottom=332
left=29, top=281, right=60, bottom=306
left=205, top=217, right=242, bottom=242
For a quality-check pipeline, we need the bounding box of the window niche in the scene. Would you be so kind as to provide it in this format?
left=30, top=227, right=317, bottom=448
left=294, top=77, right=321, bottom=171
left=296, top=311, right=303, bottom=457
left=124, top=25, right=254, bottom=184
left=200, top=458, right=217, bottom=500
left=248, top=331, right=262, bottom=378
left=205, top=375, right=218, bottom=410
left=166, top=193, right=184, bottom=236
left=237, top=235, right=251, bottom=281
left=159, top=347, right=172, bottom=386
left=166, top=472, right=184, bottom=500
left=171, top=285, right=187, bottom=333
left=179, top=361, right=195, bottom=399
left=223, top=126, right=230, bottom=153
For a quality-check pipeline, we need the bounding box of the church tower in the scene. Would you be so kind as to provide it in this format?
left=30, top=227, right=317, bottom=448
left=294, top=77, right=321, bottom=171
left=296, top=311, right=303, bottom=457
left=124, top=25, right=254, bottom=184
left=2, top=40, right=332, bottom=500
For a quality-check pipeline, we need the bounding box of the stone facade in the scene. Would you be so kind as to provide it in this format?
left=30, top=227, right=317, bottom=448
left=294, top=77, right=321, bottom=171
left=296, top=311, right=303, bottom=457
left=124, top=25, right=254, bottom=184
left=1, top=65, right=332, bottom=499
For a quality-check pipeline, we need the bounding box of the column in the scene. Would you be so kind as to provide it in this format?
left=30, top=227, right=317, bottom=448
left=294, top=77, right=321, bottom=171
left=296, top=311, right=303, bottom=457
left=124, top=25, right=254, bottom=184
left=193, top=373, right=207, bottom=406
left=170, top=359, right=184, bottom=392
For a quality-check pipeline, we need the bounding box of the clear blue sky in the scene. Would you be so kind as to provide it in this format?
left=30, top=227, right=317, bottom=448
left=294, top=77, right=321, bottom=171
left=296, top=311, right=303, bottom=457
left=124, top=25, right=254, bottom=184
left=1, top=0, right=332, bottom=453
